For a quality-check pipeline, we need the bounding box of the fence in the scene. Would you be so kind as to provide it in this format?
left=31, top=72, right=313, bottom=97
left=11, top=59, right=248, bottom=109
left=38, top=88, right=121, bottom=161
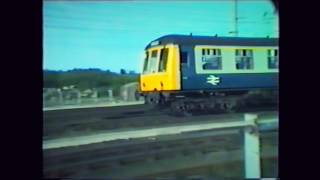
left=43, top=85, right=142, bottom=108
left=43, top=113, right=278, bottom=178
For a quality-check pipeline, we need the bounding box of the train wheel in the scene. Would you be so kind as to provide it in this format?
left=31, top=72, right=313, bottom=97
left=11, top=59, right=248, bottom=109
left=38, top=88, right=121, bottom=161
left=157, top=96, right=169, bottom=110
left=222, top=99, right=238, bottom=113
left=169, top=101, right=192, bottom=117
left=145, top=93, right=169, bottom=110
left=145, top=93, right=157, bottom=108
left=145, top=93, right=157, bottom=104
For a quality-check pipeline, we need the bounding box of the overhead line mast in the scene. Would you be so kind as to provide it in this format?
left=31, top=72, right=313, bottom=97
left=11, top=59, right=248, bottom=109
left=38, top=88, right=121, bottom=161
left=229, top=0, right=238, bottom=37
left=233, top=0, right=238, bottom=37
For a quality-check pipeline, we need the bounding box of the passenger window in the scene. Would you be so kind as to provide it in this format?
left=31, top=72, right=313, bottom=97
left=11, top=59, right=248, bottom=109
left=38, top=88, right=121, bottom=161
left=149, top=50, right=158, bottom=73
left=143, top=51, right=149, bottom=73
left=235, top=49, right=254, bottom=70
left=268, top=49, right=278, bottom=69
left=201, top=48, right=222, bottom=70
left=159, top=48, right=169, bottom=72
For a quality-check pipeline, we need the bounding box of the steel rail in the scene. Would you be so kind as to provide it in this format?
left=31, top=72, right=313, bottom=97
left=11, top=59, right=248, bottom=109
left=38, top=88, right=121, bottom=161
left=43, top=114, right=278, bottom=150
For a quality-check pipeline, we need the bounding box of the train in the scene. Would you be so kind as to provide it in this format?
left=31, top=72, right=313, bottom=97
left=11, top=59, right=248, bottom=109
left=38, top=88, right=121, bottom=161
left=137, top=34, right=278, bottom=115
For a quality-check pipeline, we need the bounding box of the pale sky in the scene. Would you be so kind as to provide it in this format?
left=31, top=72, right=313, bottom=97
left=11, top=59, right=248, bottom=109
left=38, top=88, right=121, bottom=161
left=43, top=0, right=278, bottom=73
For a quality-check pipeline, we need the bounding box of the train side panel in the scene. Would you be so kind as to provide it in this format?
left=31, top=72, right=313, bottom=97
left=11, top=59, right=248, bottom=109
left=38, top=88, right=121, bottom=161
left=180, top=45, right=278, bottom=91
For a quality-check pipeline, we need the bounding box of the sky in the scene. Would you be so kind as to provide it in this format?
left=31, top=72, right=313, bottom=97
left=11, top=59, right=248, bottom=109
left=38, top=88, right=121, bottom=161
left=43, top=0, right=278, bottom=73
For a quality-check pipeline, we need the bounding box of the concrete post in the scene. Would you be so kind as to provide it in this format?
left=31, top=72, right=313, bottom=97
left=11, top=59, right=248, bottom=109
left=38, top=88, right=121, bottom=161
left=123, top=91, right=128, bottom=101
left=76, top=90, right=81, bottom=104
left=57, top=89, right=63, bottom=105
left=93, top=90, right=98, bottom=102
left=244, top=113, right=261, bottom=178
left=108, top=89, right=113, bottom=101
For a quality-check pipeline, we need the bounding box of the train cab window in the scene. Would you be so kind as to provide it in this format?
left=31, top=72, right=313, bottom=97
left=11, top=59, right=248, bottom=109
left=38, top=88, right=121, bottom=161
left=268, top=49, right=279, bottom=69
left=149, top=50, right=158, bottom=73
left=235, top=49, right=254, bottom=70
left=201, top=48, right=222, bottom=70
left=159, top=48, right=169, bottom=72
left=143, top=51, right=149, bottom=73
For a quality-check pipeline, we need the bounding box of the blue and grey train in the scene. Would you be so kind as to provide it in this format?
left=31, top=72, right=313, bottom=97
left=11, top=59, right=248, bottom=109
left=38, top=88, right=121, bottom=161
left=138, top=34, right=278, bottom=114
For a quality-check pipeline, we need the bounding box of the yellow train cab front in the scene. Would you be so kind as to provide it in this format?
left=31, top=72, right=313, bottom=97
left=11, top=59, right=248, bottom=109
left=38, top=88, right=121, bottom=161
left=140, top=44, right=181, bottom=93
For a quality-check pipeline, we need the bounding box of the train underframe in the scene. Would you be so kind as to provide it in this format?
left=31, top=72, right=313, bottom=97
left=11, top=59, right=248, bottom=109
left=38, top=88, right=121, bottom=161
left=141, top=89, right=278, bottom=116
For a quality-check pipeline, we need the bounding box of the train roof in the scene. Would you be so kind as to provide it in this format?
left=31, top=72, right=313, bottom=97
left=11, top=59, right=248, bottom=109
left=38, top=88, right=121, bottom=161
left=145, top=34, right=278, bottom=49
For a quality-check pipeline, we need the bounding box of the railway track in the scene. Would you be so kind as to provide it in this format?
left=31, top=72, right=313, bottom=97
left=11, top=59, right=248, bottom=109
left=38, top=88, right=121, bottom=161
left=43, top=129, right=278, bottom=178
left=43, top=104, right=278, bottom=178
left=43, top=104, right=277, bottom=140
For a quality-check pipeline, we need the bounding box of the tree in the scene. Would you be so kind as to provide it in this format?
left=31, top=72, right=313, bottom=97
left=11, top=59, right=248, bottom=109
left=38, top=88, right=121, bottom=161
left=129, top=70, right=136, bottom=75
left=120, top=69, right=126, bottom=75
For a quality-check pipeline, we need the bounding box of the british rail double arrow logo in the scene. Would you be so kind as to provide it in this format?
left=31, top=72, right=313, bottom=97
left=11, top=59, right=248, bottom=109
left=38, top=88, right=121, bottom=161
left=207, top=75, right=220, bottom=85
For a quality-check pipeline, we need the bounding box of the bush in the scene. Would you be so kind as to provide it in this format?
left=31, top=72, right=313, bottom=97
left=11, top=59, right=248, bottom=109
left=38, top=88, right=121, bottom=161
left=43, top=69, right=138, bottom=94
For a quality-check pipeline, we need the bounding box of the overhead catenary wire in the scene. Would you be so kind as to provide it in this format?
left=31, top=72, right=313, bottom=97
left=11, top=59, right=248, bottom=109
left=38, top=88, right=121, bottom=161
left=44, top=1, right=278, bottom=38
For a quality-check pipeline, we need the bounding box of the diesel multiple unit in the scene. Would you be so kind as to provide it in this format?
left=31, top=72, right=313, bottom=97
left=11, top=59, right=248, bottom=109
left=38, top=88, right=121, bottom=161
left=138, top=34, right=278, bottom=114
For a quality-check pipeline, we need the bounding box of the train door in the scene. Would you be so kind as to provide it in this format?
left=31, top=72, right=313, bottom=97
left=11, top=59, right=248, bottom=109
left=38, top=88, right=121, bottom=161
left=180, top=45, right=195, bottom=90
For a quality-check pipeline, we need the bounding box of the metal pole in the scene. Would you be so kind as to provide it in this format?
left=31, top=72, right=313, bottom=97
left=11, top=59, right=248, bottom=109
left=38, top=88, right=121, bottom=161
left=93, top=90, right=98, bottom=102
left=273, top=3, right=279, bottom=37
left=108, top=89, right=113, bottom=101
left=232, top=0, right=238, bottom=37
left=234, top=0, right=238, bottom=37
left=58, top=89, right=63, bottom=105
left=77, top=90, right=81, bottom=104
left=244, top=113, right=261, bottom=178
